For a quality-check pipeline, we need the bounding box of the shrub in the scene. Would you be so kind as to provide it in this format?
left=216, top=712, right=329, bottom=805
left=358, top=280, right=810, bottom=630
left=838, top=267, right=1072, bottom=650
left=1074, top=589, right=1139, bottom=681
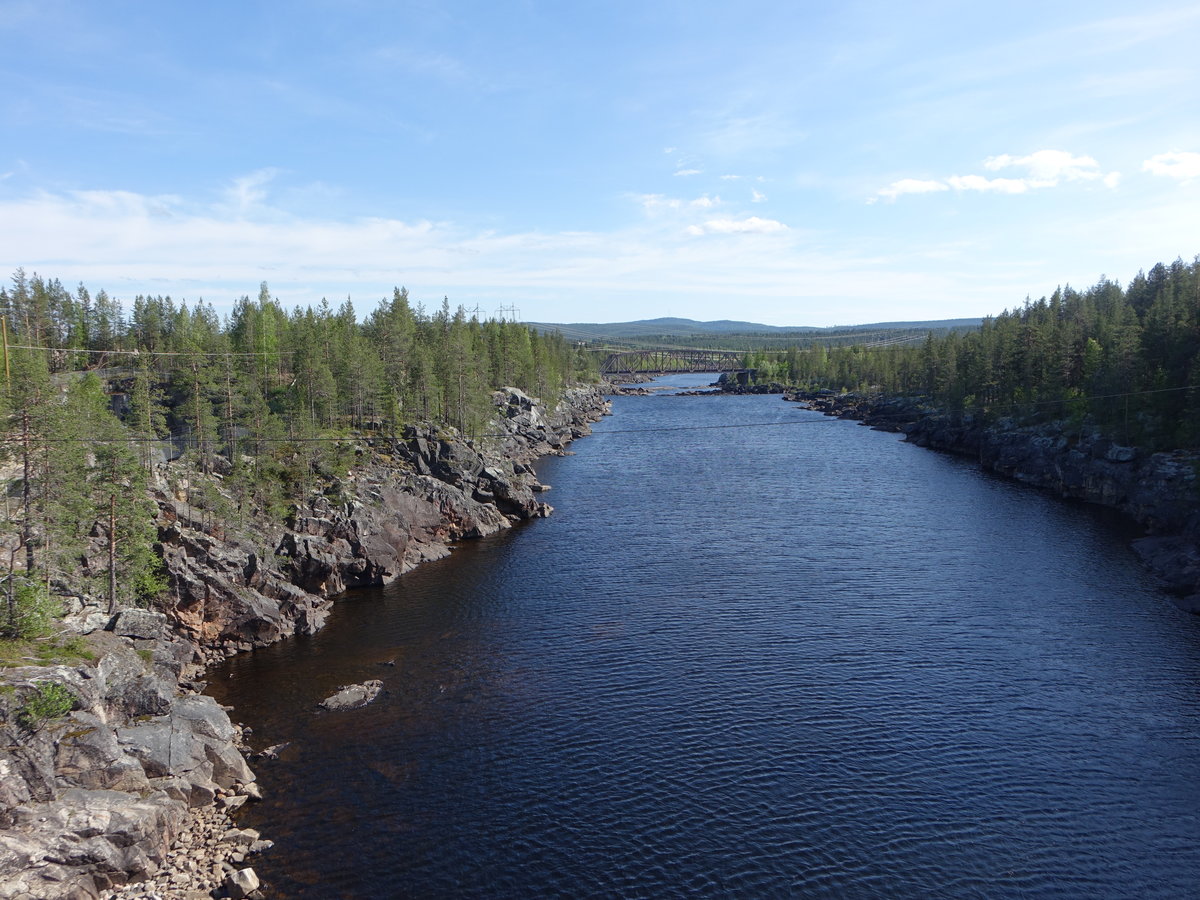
left=16, top=681, right=75, bottom=730
left=1, top=577, right=61, bottom=640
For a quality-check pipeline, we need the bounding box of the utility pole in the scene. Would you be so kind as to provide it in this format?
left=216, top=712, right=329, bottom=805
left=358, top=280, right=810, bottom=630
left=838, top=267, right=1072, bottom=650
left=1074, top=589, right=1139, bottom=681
left=2, top=315, right=9, bottom=388
left=108, top=493, right=117, bottom=614
left=22, top=410, right=33, bottom=575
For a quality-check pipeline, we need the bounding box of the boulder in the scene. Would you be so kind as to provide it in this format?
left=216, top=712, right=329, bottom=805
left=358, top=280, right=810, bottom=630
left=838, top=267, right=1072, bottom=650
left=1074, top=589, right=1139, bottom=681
left=109, top=609, right=168, bottom=641
left=224, top=866, right=260, bottom=899
left=319, top=680, right=383, bottom=711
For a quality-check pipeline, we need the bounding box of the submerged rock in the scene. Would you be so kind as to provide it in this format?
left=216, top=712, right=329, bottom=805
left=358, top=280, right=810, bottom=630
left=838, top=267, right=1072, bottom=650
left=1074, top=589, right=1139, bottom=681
left=319, top=680, right=384, bottom=712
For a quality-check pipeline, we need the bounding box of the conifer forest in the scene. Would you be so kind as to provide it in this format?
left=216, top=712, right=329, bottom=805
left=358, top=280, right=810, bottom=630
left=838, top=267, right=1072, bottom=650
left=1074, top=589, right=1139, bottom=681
left=0, top=275, right=596, bottom=630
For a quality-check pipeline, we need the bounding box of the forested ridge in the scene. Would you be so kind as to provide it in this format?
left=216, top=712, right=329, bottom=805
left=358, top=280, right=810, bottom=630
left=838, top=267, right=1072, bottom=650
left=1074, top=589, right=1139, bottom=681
left=747, top=256, right=1200, bottom=451
left=0, top=273, right=596, bottom=633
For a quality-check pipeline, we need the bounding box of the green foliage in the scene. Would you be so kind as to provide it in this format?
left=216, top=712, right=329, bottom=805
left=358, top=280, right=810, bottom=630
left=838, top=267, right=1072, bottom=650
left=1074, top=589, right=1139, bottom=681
left=0, top=633, right=95, bottom=668
left=16, top=680, right=75, bottom=730
left=0, top=271, right=594, bottom=614
left=749, top=255, right=1200, bottom=452
left=1, top=577, right=60, bottom=640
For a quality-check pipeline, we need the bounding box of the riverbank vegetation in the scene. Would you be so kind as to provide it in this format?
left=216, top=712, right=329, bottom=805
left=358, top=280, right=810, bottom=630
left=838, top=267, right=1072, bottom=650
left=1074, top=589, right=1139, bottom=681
left=744, top=256, right=1200, bottom=451
left=0, top=274, right=596, bottom=626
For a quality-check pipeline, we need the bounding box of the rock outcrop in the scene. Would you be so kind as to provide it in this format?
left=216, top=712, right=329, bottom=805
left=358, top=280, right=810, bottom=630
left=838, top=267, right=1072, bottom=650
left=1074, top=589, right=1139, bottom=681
left=0, top=384, right=610, bottom=899
left=0, top=629, right=258, bottom=899
left=318, top=680, right=383, bottom=712
left=158, top=385, right=608, bottom=664
left=785, top=389, right=1200, bottom=606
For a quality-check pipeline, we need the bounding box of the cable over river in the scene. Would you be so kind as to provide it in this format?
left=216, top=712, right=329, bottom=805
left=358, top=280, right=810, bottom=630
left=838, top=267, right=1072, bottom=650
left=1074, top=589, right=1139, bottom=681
left=210, top=374, right=1200, bottom=898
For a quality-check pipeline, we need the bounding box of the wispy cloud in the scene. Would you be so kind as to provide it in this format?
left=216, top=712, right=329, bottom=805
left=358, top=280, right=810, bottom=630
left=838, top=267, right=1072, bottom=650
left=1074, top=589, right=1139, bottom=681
left=636, top=193, right=682, bottom=213
left=1143, top=151, right=1200, bottom=180
left=874, top=150, right=1120, bottom=202
left=945, top=175, right=1031, bottom=194
left=0, top=186, right=824, bottom=323
left=983, top=150, right=1107, bottom=185
left=686, top=216, right=788, bottom=236
left=873, top=178, right=949, bottom=202
left=222, top=168, right=282, bottom=217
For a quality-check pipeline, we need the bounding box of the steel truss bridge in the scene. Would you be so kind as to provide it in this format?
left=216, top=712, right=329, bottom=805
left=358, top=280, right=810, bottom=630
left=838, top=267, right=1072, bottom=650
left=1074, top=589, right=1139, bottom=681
left=599, top=348, right=745, bottom=376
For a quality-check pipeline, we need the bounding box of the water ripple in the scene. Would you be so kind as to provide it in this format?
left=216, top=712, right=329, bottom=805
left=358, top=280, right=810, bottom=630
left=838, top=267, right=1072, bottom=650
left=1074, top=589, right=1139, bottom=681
left=212, top=377, right=1200, bottom=898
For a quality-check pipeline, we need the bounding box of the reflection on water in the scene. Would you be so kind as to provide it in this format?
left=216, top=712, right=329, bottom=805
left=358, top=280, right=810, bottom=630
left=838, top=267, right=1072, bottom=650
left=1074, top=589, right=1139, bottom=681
left=211, top=375, right=1200, bottom=899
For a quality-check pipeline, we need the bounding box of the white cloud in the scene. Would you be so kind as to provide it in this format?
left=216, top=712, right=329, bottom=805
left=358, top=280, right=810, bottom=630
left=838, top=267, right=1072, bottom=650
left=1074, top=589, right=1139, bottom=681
left=6, top=173, right=1190, bottom=329
left=946, top=174, right=1031, bottom=194
left=690, top=194, right=719, bottom=208
left=751, top=189, right=767, bottom=203
left=687, top=216, right=788, bottom=236
left=874, top=178, right=949, bottom=202
left=636, top=193, right=683, bottom=214
left=1143, top=151, right=1200, bottom=180
left=674, top=168, right=702, bottom=177
left=878, top=150, right=1121, bottom=202
left=223, top=168, right=281, bottom=216
left=984, top=150, right=1103, bottom=184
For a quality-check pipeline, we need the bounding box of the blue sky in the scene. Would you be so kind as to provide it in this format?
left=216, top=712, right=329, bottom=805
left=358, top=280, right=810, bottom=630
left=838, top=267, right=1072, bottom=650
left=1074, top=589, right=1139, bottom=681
left=2, top=0, right=1198, bottom=326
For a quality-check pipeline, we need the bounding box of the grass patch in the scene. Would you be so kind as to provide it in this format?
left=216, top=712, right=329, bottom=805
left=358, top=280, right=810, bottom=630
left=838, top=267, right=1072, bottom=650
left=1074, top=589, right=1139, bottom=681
left=0, top=633, right=98, bottom=668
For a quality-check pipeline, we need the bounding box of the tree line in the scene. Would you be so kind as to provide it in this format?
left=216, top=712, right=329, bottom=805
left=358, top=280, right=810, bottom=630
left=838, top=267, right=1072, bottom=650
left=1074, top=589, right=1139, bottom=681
left=742, top=256, right=1200, bottom=451
left=0, top=274, right=597, bottom=634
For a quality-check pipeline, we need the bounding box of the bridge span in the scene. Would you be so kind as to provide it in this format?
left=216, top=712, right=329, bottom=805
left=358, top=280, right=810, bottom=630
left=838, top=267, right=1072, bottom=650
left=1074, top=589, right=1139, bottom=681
left=599, top=348, right=744, bottom=376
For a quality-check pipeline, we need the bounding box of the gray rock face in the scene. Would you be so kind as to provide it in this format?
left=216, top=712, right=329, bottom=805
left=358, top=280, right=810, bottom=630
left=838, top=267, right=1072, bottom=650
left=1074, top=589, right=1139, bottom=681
left=903, top=415, right=1200, bottom=535
left=54, top=712, right=150, bottom=794
left=0, top=638, right=254, bottom=898
left=109, top=609, right=168, bottom=641
left=0, top=788, right=184, bottom=899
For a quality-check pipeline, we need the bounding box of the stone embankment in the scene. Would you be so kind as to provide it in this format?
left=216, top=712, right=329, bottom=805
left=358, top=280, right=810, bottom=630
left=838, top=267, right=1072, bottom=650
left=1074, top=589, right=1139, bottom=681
left=0, top=385, right=609, bottom=899
left=785, top=389, right=1200, bottom=608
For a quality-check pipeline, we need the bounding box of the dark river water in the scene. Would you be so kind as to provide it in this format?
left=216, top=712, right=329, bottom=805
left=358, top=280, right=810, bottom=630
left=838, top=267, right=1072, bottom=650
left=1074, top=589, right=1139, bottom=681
left=210, top=375, right=1200, bottom=898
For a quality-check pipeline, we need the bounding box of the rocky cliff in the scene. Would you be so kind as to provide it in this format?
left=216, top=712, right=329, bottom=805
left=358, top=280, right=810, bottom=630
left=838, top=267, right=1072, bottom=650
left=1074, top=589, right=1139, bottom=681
left=0, top=385, right=609, bottom=899
left=785, top=390, right=1200, bottom=609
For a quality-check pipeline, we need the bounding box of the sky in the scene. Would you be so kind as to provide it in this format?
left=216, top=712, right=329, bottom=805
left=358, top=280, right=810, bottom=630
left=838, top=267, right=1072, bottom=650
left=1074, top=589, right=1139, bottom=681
left=2, top=0, right=1199, bottom=327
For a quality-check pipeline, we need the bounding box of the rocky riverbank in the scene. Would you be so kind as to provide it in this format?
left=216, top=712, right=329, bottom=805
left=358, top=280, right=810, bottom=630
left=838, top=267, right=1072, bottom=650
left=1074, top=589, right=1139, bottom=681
left=784, top=389, right=1200, bottom=608
left=0, top=384, right=610, bottom=900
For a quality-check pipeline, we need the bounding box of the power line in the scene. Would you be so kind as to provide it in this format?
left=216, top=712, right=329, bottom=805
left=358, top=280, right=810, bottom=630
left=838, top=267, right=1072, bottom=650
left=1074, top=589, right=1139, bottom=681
left=11, top=414, right=843, bottom=445
left=3, top=372, right=1196, bottom=447
left=4, top=343, right=281, bottom=358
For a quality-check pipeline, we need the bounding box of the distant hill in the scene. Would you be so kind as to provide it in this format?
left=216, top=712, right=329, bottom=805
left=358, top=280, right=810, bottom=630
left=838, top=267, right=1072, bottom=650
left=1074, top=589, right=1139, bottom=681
left=528, top=316, right=982, bottom=341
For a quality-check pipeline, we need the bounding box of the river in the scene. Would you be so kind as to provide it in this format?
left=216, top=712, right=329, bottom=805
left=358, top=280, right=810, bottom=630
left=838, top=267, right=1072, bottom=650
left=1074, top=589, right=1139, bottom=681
left=210, top=375, right=1200, bottom=898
